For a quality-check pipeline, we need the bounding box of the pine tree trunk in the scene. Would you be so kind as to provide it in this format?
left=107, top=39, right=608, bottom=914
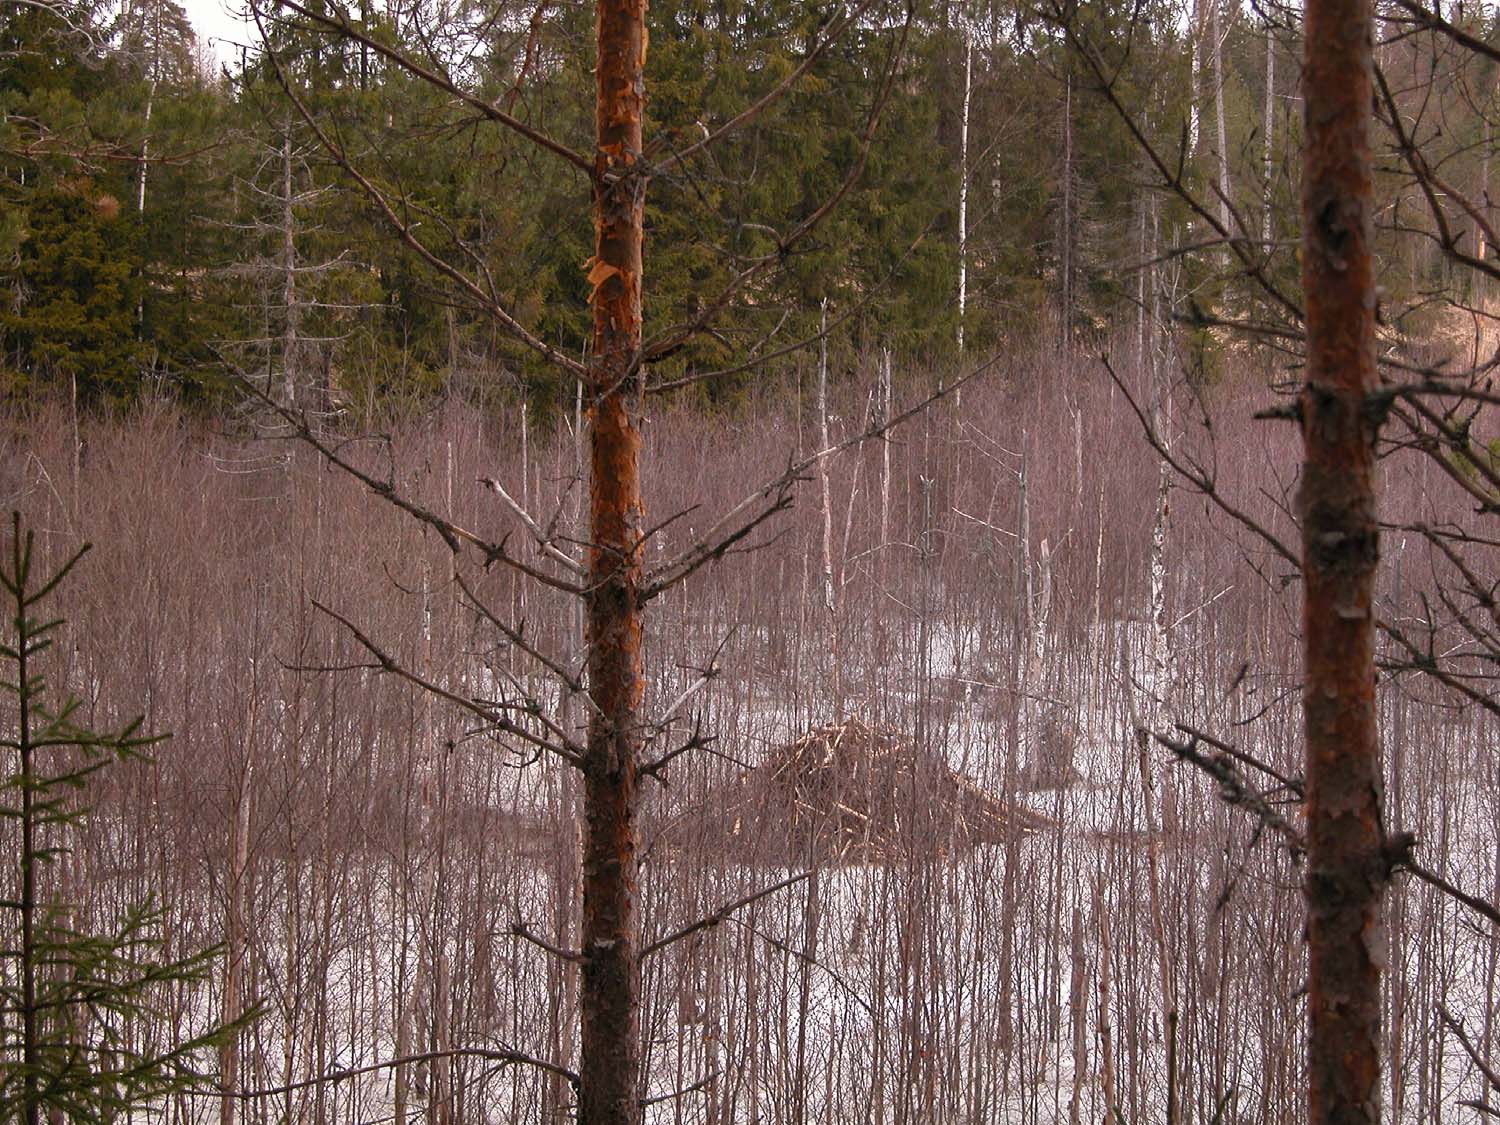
left=1299, top=1, right=1385, bottom=1122
left=580, top=3, right=648, bottom=1124
left=1263, top=19, right=1276, bottom=244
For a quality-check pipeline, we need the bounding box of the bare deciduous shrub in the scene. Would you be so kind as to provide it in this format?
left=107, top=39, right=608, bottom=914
left=2, top=330, right=1493, bottom=1120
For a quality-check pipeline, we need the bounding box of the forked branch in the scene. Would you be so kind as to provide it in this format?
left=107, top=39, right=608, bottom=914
left=255, top=0, right=593, bottom=176
left=312, top=600, right=585, bottom=767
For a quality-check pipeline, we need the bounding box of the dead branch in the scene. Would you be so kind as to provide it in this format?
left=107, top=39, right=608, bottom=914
left=649, top=0, right=884, bottom=175
left=1154, top=731, right=1304, bottom=852
left=640, top=1072, right=720, bottom=1108
left=258, top=0, right=593, bottom=176
left=640, top=723, right=714, bottom=781
left=234, top=379, right=585, bottom=596
left=453, top=571, right=599, bottom=720
left=630, top=5, right=915, bottom=380
left=1441, top=1005, right=1500, bottom=1097
left=511, top=920, right=582, bottom=963
left=253, top=20, right=587, bottom=379
left=641, top=873, right=814, bottom=960
left=1159, top=727, right=1500, bottom=927
left=205, top=1046, right=580, bottom=1098
left=1039, top=0, right=1304, bottom=325
left=1102, top=355, right=1301, bottom=567
left=478, top=476, right=584, bottom=575
left=312, top=600, right=584, bottom=767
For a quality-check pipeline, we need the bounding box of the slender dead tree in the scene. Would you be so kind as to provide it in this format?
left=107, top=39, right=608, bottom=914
left=1299, top=1, right=1385, bottom=1122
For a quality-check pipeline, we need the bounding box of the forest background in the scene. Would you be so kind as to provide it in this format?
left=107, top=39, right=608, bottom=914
left=7, top=1, right=1500, bottom=1124
left=3, top=0, right=1344, bottom=409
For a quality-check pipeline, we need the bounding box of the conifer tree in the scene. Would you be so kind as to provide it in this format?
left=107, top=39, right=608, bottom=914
left=0, top=513, right=246, bottom=1125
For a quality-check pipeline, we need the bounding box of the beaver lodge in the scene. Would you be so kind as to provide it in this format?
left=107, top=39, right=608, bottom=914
left=662, top=718, right=1055, bottom=867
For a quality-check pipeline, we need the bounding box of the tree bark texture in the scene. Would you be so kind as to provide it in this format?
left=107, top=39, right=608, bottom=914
left=1299, top=3, right=1384, bottom=1124
left=1263, top=20, right=1276, bottom=244
left=582, top=3, right=648, bottom=1125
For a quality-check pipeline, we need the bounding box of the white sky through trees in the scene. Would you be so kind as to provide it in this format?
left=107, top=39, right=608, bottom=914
left=183, top=0, right=252, bottom=61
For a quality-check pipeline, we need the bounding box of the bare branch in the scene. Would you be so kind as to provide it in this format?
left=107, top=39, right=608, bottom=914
left=641, top=873, right=813, bottom=959
left=1040, top=0, right=1304, bottom=325
left=649, top=0, right=884, bottom=175
left=454, top=570, right=601, bottom=723
left=1381, top=610, right=1500, bottom=720
left=230, top=379, right=584, bottom=594
left=1173, top=722, right=1302, bottom=794
left=511, top=920, right=582, bottom=963
left=252, top=18, right=587, bottom=379
left=1153, top=730, right=1306, bottom=849
left=631, top=7, right=916, bottom=380
left=205, top=1046, right=579, bottom=1098
left=312, top=600, right=585, bottom=767
left=262, top=0, right=593, bottom=176
left=640, top=1072, right=720, bottom=1108
left=1441, top=1005, right=1500, bottom=1096
left=1388, top=0, right=1500, bottom=66
left=479, top=476, right=585, bottom=575
left=1160, top=726, right=1500, bottom=928
left=640, top=721, right=713, bottom=781
left=1102, top=355, right=1301, bottom=567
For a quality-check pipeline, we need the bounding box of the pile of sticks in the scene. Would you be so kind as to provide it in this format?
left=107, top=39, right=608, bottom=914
left=667, top=719, right=1054, bottom=867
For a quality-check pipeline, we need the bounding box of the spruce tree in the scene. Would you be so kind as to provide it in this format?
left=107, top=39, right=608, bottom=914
left=0, top=513, right=246, bottom=1125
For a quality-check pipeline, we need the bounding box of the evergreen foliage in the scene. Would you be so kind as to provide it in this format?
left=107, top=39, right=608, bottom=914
left=1, top=0, right=1496, bottom=407
left=1, top=183, right=145, bottom=399
left=0, top=513, right=247, bottom=1124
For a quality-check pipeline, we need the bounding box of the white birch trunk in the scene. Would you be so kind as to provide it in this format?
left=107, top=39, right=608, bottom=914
left=137, top=84, right=154, bottom=215
left=1212, top=0, right=1231, bottom=231
left=816, top=299, right=841, bottom=718
left=1189, top=0, right=1204, bottom=153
